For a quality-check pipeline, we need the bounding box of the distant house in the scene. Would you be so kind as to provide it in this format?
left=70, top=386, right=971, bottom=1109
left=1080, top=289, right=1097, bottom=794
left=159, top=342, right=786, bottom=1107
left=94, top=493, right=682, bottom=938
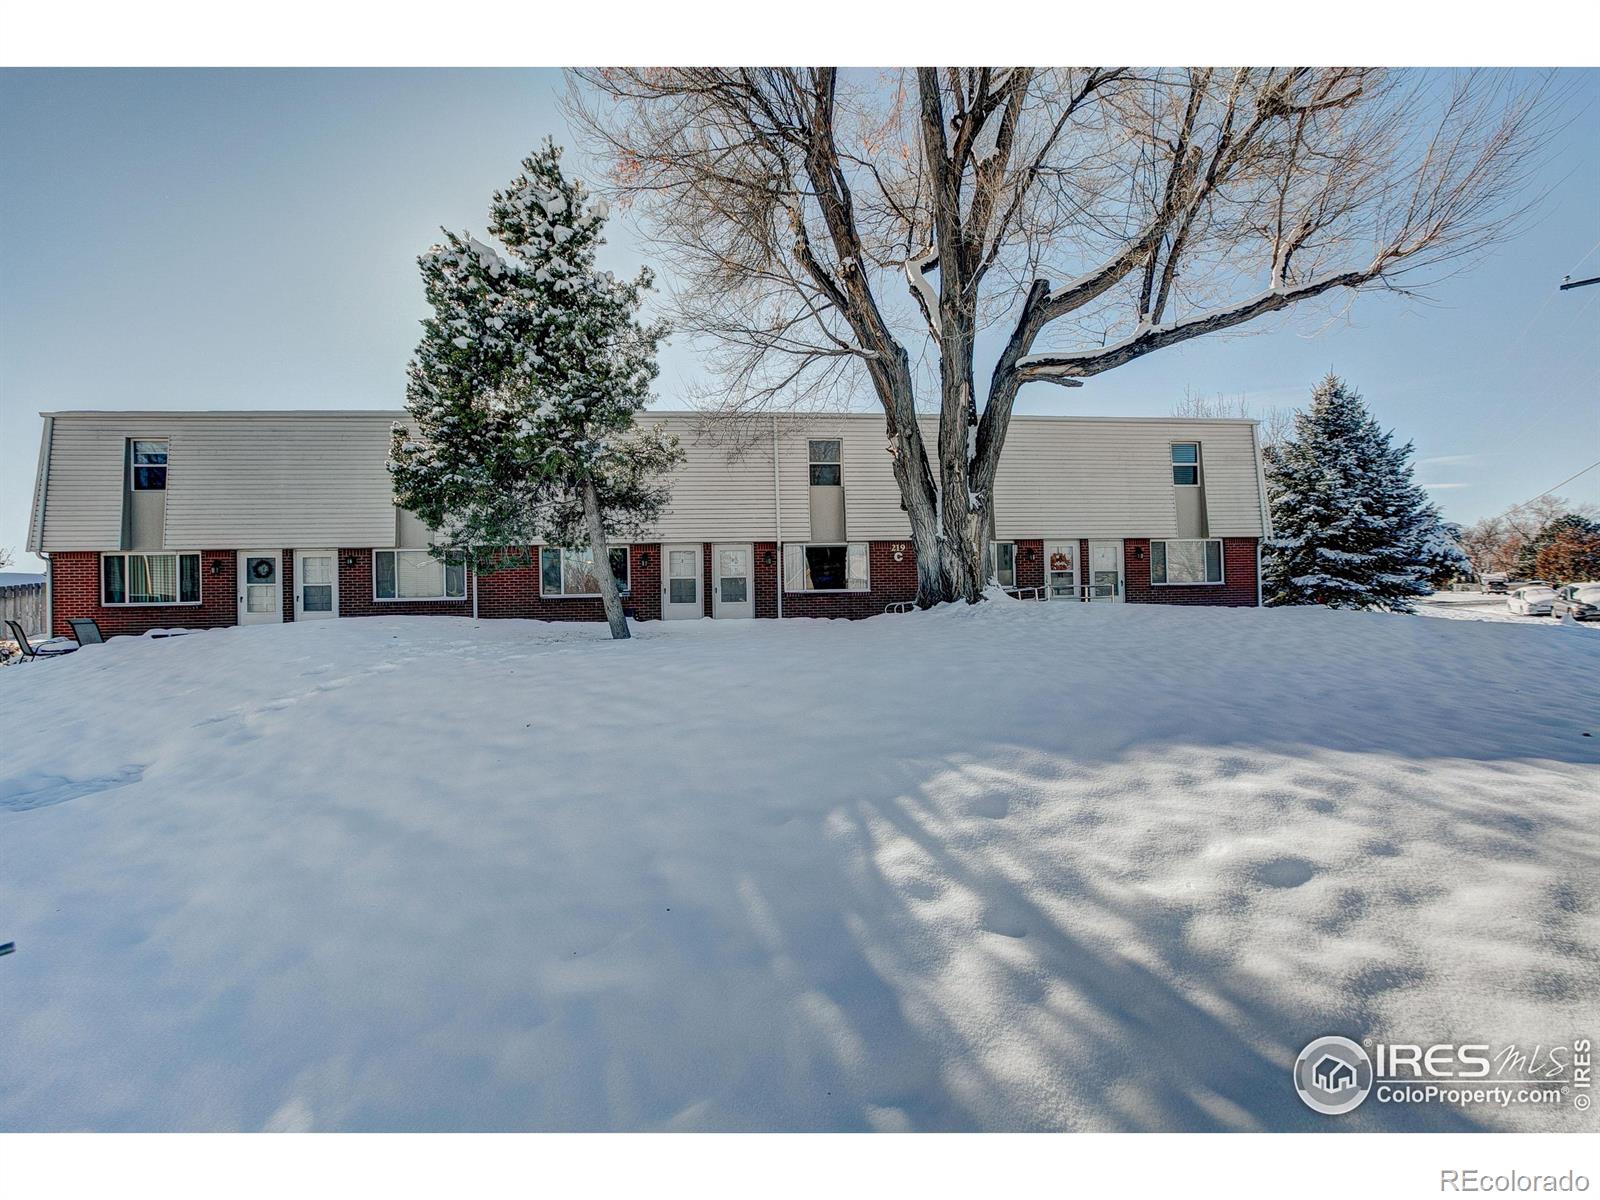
left=26, top=409, right=1273, bottom=637
left=1314, top=1055, right=1357, bottom=1093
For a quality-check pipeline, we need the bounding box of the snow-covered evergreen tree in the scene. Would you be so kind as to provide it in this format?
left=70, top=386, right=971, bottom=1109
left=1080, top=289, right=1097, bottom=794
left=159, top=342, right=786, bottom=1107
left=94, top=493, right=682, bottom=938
left=389, top=141, right=681, bottom=640
left=1412, top=518, right=1474, bottom=589
left=1263, top=374, right=1442, bottom=611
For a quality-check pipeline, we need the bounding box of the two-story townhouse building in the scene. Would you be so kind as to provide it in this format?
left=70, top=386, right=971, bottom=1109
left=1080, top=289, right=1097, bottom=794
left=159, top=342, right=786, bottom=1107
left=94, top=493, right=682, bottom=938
left=26, top=409, right=1272, bottom=637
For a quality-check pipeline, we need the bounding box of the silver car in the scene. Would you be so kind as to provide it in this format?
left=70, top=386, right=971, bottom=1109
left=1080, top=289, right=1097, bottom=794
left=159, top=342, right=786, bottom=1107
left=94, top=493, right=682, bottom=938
left=1506, top=585, right=1557, bottom=616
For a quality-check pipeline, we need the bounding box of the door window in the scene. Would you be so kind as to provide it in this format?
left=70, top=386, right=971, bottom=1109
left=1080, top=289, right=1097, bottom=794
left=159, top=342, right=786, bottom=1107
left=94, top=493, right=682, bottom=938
left=246, top=556, right=277, bottom=612
left=301, top=555, right=334, bottom=612
left=1046, top=542, right=1077, bottom=599
left=718, top=547, right=749, bottom=603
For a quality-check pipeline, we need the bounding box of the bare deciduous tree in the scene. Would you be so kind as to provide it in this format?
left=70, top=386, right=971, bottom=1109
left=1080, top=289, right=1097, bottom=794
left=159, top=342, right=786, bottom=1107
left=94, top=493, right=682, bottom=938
left=570, top=68, right=1551, bottom=605
left=1172, top=387, right=1295, bottom=451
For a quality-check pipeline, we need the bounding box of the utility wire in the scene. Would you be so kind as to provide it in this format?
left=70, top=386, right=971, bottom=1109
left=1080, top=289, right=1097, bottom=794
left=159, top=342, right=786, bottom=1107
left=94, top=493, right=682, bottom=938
left=1504, top=460, right=1600, bottom=514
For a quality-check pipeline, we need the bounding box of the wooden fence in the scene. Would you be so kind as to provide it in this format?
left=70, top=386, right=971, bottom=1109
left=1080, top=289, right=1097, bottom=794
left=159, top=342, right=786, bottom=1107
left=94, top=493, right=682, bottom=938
left=0, top=581, right=46, bottom=638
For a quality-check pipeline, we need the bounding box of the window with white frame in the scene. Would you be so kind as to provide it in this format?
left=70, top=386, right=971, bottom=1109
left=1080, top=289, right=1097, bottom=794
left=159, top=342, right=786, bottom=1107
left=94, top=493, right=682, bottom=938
left=374, top=549, right=467, bottom=600
left=1150, top=539, right=1223, bottom=585
left=784, top=543, right=868, bottom=592
left=102, top=552, right=200, bottom=604
left=989, top=541, right=1016, bottom=587
left=539, top=545, right=630, bottom=597
left=1171, top=442, right=1200, bottom=486
left=131, top=440, right=168, bottom=490
left=808, top=439, right=842, bottom=487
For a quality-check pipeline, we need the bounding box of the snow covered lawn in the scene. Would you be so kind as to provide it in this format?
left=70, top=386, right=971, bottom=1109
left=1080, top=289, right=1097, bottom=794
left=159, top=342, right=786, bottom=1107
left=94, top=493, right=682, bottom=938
left=2, top=603, right=1596, bottom=1132
left=1416, top=590, right=1571, bottom=625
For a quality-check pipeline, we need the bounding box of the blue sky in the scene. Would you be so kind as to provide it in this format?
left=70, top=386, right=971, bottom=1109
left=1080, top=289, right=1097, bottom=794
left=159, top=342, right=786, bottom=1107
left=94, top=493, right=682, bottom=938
left=2, top=68, right=1596, bottom=573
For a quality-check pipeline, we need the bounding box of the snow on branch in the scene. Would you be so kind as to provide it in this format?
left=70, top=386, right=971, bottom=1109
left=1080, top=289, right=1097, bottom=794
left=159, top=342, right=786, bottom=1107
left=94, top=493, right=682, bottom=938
left=904, top=244, right=941, bottom=336
left=1017, top=268, right=1370, bottom=382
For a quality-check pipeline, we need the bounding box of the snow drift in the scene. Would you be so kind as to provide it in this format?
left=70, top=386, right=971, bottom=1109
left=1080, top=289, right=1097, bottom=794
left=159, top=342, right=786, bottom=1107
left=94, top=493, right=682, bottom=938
left=1, top=602, right=1596, bottom=1131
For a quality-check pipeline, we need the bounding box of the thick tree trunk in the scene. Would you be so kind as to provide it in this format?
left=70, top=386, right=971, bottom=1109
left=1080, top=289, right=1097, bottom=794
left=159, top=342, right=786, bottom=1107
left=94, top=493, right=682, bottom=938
left=581, top=479, right=630, bottom=641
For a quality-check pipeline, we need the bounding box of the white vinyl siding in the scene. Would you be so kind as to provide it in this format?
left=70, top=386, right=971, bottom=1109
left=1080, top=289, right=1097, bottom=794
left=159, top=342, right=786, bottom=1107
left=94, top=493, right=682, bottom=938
left=35, top=412, right=403, bottom=550
left=992, top=418, right=1264, bottom=540
left=649, top=416, right=777, bottom=542
left=776, top=419, right=914, bottom=542
left=37, top=414, right=127, bottom=549
left=32, top=411, right=1267, bottom=552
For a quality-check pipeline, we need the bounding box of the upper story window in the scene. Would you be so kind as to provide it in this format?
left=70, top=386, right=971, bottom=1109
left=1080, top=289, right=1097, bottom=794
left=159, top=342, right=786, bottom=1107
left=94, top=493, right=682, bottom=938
left=132, top=440, right=168, bottom=490
left=809, top=439, right=842, bottom=487
left=1171, top=442, right=1200, bottom=486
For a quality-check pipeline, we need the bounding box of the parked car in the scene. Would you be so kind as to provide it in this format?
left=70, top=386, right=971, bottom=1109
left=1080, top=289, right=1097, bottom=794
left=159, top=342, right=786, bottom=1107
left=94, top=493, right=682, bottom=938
left=1506, top=585, right=1557, bottom=616
left=1548, top=583, right=1600, bottom=622
left=1482, top=572, right=1510, bottom=594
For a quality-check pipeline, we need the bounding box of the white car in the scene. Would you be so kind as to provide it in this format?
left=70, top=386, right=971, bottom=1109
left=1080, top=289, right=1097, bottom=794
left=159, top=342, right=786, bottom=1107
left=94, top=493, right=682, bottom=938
left=1506, top=585, right=1557, bottom=615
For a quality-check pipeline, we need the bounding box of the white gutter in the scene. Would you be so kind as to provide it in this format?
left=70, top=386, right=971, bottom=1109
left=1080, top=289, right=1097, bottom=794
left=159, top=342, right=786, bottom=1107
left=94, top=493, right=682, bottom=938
left=1251, top=421, right=1272, bottom=607
left=27, top=415, right=53, bottom=555
left=30, top=416, right=56, bottom=637
left=773, top=414, right=783, bottom=620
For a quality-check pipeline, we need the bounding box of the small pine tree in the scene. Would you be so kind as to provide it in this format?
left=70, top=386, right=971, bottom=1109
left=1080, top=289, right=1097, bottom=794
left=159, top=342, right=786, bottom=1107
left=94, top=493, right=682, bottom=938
left=1263, top=374, right=1440, bottom=612
left=390, top=141, right=681, bottom=640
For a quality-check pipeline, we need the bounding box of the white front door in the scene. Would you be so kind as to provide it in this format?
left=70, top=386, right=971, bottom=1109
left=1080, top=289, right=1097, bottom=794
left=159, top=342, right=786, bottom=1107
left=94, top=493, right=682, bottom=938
left=238, top=551, right=282, bottom=624
left=661, top=543, right=703, bottom=620
left=711, top=543, right=754, bottom=619
left=294, top=550, right=339, bottom=620
left=1088, top=540, right=1123, bottom=602
left=1044, top=540, right=1078, bottom=600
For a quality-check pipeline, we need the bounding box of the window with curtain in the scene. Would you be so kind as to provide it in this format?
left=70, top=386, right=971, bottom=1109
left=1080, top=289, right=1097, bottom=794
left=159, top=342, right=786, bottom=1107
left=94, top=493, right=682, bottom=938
left=783, top=543, right=869, bottom=592
left=374, top=550, right=467, bottom=599
left=538, top=546, right=630, bottom=597
left=1151, top=539, right=1223, bottom=584
left=101, top=552, right=200, bottom=604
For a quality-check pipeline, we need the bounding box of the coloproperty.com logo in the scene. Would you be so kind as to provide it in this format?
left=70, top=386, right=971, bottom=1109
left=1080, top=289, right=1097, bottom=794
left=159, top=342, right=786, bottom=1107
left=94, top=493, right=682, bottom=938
left=1293, top=1036, right=1594, bottom=1116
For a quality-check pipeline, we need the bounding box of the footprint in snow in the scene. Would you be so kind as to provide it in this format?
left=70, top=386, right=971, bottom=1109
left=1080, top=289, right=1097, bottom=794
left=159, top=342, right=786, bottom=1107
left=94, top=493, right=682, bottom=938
left=1254, top=856, right=1316, bottom=889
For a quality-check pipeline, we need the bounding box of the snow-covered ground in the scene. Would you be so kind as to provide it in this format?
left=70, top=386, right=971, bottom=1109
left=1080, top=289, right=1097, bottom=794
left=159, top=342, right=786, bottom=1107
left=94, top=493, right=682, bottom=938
left=2, top=603, right=1596, bottom=1132
left=1415, top=590, right=1565, bottom=624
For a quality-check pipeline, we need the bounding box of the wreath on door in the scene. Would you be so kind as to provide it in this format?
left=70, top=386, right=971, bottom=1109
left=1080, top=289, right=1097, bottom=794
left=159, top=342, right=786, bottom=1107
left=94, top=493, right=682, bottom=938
left=1049, top=551, right=1071, bottom=571
left=251, top=559, right=274, bottom=580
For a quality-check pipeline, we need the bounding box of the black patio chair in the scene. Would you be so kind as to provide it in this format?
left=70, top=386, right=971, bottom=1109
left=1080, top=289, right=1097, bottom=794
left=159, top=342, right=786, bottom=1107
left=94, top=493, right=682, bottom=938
left=68, top=618, right=106, bottom=645
left=5, top=619, right=77, bottom=661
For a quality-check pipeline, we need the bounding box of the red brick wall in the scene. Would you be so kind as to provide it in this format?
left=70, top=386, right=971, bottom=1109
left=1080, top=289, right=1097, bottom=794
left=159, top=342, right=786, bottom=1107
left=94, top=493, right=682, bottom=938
left=281, top=548, right=295, bottom=623
left=754, top=542, right=778, bottom=619
left=50, top=550, right=239, bottom=638
left=1012, top=539, right=1045, bottom=590
left=338, top=548, right=473, bottom=619
left=1123, top=537, right=1259, bottom=607
left=475, top=544, right=661, bottom=623
left=780, top=540, right=919, bottom=619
